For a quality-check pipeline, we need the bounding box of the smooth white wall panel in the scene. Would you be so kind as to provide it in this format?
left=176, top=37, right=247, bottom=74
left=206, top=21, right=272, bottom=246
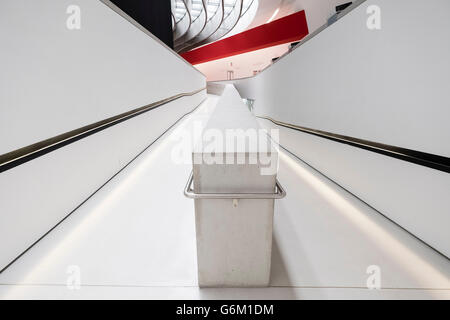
left=0, top=0, right=205, bottom=154
left=258, top=119, right=450, bottom=258
left=236, top=0, right=450, bottom=157
left=0, top=92, right=206, bottom=271
left=227, top=0, right=450, bottom=257
left=0, top=0, right=206, bottom=270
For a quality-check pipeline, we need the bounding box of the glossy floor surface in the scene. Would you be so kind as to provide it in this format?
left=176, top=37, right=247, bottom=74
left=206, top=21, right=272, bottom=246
left=0, top=95, right=449, bottom=299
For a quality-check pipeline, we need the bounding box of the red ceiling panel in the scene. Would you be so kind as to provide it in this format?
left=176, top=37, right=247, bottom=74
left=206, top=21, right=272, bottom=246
left=181, top=10, right=309, bottom=65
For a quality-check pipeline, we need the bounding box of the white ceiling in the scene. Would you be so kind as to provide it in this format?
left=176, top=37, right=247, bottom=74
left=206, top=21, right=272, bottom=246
left=194, top=0, right=354, bottom=81
left=195, top=43, right=291, bottom=81
left=247, top=0, right=353, bottom=32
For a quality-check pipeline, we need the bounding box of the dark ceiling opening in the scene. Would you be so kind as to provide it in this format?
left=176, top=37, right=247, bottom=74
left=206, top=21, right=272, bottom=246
left=110, top=0, right=173, bottom=49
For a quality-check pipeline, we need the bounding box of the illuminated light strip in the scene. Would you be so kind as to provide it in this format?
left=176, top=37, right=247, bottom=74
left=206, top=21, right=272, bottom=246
left=266, top=7, right=279, bottom=23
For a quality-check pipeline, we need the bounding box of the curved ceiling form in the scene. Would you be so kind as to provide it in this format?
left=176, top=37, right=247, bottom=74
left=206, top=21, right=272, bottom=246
left=175, top=0, right=224, bottom=52
left=173, top=0, right=191, bottom=41
left=172, top=0, right=257, bottom=53
left=174, top=0, right=207, bottom=48
left=202, top=0, right=243, bottom=44
left=223, top=0, right=258, bottom=39
left=171, top=13, right=177, bottom=33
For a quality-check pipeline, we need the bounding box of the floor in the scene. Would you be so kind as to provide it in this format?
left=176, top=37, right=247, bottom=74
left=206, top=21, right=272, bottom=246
left=0, top=95, right=449, bottom=299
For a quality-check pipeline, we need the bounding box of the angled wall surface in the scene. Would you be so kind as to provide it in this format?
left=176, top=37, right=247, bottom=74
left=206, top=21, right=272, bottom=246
left=0, top=0, right=206, bottom=271
left=228, top=0, right=450, bottom=257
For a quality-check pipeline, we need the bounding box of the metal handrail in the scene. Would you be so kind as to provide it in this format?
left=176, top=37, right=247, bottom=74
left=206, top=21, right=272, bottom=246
left=257, top=115, right=450, bottom=174
left=184, top=171, right=286, bottom=199
left=0, top=87, right=206, bottom=173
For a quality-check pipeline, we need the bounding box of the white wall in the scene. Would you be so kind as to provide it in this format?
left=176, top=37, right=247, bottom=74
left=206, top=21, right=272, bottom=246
left=240, top=0, right=450, bottom=156
left=0, top=0, right=205, bottom=154
left=246, top=0, right=349, bottom=33
left=286, top=0, right=354, bottom=32
left=229, top=0, right=450, bottom=257
left=0, top=0, right=206, bottom=271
